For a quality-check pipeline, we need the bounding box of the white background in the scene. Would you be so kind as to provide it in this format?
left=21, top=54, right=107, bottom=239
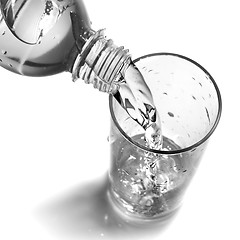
left=0, top=0, right=239, bottom=239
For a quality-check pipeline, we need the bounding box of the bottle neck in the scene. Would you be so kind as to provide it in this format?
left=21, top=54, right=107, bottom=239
left=71, top=30, right=131, bottom=94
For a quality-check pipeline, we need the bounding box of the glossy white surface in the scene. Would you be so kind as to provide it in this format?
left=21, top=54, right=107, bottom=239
left=0, top=0, right=238, bottom=239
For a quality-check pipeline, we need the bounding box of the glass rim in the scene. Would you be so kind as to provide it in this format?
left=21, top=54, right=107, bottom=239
left=109, top=52, right=222, bottom=155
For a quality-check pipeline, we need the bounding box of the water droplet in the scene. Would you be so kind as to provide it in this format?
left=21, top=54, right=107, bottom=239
left=205, top=107, right=210, bottom=124
left=168, top=112, right=174, bottom=117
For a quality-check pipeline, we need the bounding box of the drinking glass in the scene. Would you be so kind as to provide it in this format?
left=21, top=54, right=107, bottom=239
left=108, top=53, right=222, bottom=220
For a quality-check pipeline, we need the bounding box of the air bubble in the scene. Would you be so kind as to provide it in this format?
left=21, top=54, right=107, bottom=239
left=1, top=50, right=7, bottom=55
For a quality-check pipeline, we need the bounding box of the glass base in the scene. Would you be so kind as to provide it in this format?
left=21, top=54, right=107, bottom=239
left=107, top=187, right=181, bottom=224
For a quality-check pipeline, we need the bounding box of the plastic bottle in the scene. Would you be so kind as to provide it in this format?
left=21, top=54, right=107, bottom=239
left=0, top=0, right=131, bottom=94
left=0, top=0, right=163, bottom=145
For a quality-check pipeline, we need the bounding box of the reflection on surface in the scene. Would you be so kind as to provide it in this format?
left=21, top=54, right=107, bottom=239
left=36, top=175, right=178, bottom=239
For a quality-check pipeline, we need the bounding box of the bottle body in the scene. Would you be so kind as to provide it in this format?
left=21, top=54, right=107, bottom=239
left=0, top=0, right=131, bottom=93
left=0, top=0, right=91, bottom=76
